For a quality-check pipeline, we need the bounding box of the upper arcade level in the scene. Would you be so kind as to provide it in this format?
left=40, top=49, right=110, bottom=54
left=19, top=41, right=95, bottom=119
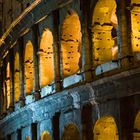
left=0, top=0, right=140, bottom=118
left=0, top=0, right=38, bottom=34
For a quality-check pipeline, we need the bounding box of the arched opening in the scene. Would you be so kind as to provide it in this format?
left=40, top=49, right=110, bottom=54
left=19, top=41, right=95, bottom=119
left=41, top=131, right=51, bottom=140
left=6, top=62, right=10, bottom=109
left=133, top=111, right=140, bottom=139
left=25, top=136, right=30, bottom=140
left=62, top=124, right=80, bottom=140
left=39, top=29, right=54, bottom=87
left=14, top=53, right=20, bottom=102
left=24, top=41, right=34, bottom=95
left=93, top=116, right=119, bottom=140
left=61, top=10, right=82, bottom=78
left=131, top=0, right=140, bottom=57
left=92, top=0, right=118, bottom=74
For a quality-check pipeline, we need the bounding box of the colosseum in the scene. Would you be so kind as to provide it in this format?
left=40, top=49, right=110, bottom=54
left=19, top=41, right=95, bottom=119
left=0, top=0, right=140, bottom=140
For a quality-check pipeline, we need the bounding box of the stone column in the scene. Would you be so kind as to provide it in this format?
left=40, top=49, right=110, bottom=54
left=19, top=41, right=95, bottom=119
left=81, top=0, right=93, bottom=82
left=2, top=61, right=7, bottom=114
left=52, top=10, right=62, bottom=92
left=9, top=50, right=14, bottom=112
left=0, top=68, right=2, bottom=115
left=116, top=0, right=133, bottom=69
left=19, top=38, right=25, bottom=107
left=32, top=24, right=41, bottom=100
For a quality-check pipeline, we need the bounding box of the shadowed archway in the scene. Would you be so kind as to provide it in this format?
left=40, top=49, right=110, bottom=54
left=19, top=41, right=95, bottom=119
left=62, top=124, right=80, bottom=140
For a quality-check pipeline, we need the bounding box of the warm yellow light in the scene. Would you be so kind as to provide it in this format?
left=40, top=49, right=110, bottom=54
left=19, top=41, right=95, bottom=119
left=25, top=41, right=34, bottom=95
left=39, top=29, right=54, bottom=87
left=3, top=76, right=7, bottom=112
left=6, top=62, right=11, bottom=109
left=92, top=0, right=118, bottom=66
left=131, top=3, right=140, bottom=53
left=41, top=131, right=51, bottom=140
left=134, top=111, right=140, bottom=131
left=61, top=11, right=81, bottom=78
left=14, top=53, right=20, bottom=102
left=131, top=0, right=140, bottom=4
left=25, top=136, right=30, bottom=140
left=94, top=116, right=119, bottom=140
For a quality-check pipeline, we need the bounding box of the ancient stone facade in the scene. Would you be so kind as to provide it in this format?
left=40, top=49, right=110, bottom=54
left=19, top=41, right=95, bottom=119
left=0, top=0, right=140, bottom=140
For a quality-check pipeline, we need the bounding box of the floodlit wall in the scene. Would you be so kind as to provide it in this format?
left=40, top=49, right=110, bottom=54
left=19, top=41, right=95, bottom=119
left=61, top=11, right=81, bottom=78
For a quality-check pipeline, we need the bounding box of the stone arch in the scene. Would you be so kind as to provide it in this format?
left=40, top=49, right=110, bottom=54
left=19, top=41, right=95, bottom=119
left=62, top=123, right=80, bottom=140
left=39, top=28, right=54, bottom=87
left=14, top=52, right=20, bottom=102
left=61, top=10, right=82, bottom=78
left=133, top=111, right=140, bottom=139
left=24, top=41, right=34, bottom=95
left=41, top=131, right=51, bottom=140
left=92, top=0, right=118, bottom=66
left=93, top=116, right=119, bottom=140
left=6, top=62, right=10, bottom=109
left=131, top=0, right=140, bottom=54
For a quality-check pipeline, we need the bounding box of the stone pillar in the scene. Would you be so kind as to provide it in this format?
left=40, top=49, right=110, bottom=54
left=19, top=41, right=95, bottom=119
left=116, top=0, right=133, bottom=69
left=32, top=24, right=41, bottom=100
left=9, top=50, right=14, bottom=112
left=0, top=68, right=2, bottom=115
left=52, top=10, right=62, bottom=92
left=81, top=0, right=93, bottom=82
left=19, top=38, right=25, bottom=107
left=2, top=61, right=7, bottom=114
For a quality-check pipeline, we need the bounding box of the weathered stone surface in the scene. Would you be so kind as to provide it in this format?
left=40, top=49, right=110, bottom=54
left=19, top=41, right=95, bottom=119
left=0, top=0, right=140, bottom=140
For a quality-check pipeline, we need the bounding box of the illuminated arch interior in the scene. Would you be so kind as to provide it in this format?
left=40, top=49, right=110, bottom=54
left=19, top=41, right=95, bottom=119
left=134, top=111, right=140, bottom=131
left=6, top=62, right=10, bottom=109
left=25, top=136, right=30, bottom=140
left=93, top=116, right=119, bottom=140
left=62, top=124, right=80, bottom=140
left=14, top=53, right=20, bottom=102
left=131, top=0, right=140, bottom=54
left=92, top=0, right=118, bottom=66
left=41, top=131, right=51, bottom=140
left=25, top=41, right=34, bottom=95
left=61, top=10, right=82, bottom=78
left=134, top=111, right=140, bottom=139
left=39, top=29, right=54, bottom=87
